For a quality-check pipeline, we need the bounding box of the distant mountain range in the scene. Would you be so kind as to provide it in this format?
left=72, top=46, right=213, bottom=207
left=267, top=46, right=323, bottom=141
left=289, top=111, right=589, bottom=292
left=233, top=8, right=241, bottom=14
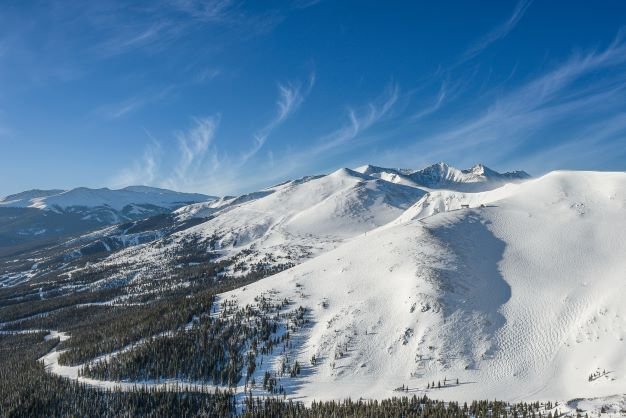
left=0, top=185, right=212, bottom=213
left=0, top=186, right=213, bottom=252
left=355, top=162, right=530, bottom=190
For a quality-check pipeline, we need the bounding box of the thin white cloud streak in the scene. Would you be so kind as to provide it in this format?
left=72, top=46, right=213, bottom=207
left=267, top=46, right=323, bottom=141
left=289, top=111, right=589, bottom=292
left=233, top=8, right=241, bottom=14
left=111, top=117, right=221, bottom=192
left=96, top=86, right=175, bottom=119
left=292, top=0, right=323, bottom=9
left=163, top=0, right=284, bottom=38
left=163, top=116, right=221, bottom=191
left=195, top=68, right=221, bottom=83
left=113, top=81, right=399, bottom=195
left=108, top=32, right=626, bottom=195
left=411, top=83, right=447, bottom=120
left=517, top=113, right=626, bottom=172
left=229, top=83, right=401, bottom=191
left=112, top=73, right=314, bottom=194
left=112, top=139, right=162, bottom=187
left=28, top=1, right=283, bottom=61
left=309, top=83, right=398, bottom=155
left=461, top=0, right=532, bottom=62
left=95, top=23, right=174, bottom=58
left=168, top=0, right=237, bottom=21
left=241, top=73, right=315, bottom=163
left=113, top=31, right=626, bottom=195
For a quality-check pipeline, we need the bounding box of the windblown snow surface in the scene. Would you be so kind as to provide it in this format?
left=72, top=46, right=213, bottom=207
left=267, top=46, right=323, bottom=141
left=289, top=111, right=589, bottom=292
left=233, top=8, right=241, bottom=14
left=217, top=170, right=626, bottom=403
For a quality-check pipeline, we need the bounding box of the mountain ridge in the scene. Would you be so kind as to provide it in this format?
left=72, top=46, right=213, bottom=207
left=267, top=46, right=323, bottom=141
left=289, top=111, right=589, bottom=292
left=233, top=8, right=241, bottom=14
left=0, top=185, right=213, bottom=210
left=355, top=162, right=530, bottom=191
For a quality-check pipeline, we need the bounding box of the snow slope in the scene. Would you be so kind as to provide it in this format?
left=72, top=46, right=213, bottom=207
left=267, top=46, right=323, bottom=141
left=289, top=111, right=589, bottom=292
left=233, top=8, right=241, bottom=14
left=219, top=170, right=626, bottom=403
left=198, top=168, right=423, bottom=256
left=109, top=164, right=528, bottom=276
left=104, top=168, right=426, bottom=272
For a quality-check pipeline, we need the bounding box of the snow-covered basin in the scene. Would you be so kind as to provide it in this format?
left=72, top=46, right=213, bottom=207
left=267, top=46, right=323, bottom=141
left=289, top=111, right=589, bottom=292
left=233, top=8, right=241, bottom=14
left=219, top=170, right=626, bottom=404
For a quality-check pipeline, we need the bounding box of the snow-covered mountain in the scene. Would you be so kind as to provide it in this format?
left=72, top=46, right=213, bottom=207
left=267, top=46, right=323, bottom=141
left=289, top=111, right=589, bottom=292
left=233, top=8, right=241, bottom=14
left=96, top=168, right=427, bottom=277
left=1, top=186, right=212, bottom=213
left=355, top=162, right=530, bottom=191
left=45, top=163, right=531, bottom=286
left=221, top=169, right=625, bottom=403
left=0, top=186, right=214, bottom=250
left=3, top=162, right=625, bottom=409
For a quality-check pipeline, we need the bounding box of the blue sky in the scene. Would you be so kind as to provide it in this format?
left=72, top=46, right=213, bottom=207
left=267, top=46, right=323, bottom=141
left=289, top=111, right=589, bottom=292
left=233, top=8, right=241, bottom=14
left=1, top=1, right=625, bottom=197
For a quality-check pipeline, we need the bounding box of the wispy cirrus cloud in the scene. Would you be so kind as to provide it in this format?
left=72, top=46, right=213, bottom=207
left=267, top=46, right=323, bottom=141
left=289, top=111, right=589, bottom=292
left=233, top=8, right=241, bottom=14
left=411, top=82, right=448, bottom=121
left=169, top=116, right=221, bottom=190
left=194, top=68, right=222, bottom=83
left=92, top=0, right=281, bottom=57
left=112, top=78, right=401, bottom=195
left=112, top=116, right=221, bottom=192
left=292, top=0, right=323, bottom=9
left=460, top=0, right=532, bottom=63
left=96, top=86, right=176, bottom=119
left=383, top=31, right=626, bottom=173
left=112, top=73, right=315, bottom=194
left=0, top=0, right=284, bottom=83
left=242, top=73, right=315, bottom=163
left=167, top=0, right=237, bottom=21
left=112, top=136, right=162, bottom=187
left=309, top=83, right=399, bottom=155
left=226, top=83, right=402, bottom=191
left=517, top=113, right=626, bottom=171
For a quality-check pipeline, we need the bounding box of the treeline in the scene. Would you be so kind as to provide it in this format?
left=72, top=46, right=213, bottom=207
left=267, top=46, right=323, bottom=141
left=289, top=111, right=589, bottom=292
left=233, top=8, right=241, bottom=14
left=0, top=285, right=122, bottom=324
left=57, top=290, right=216, bottom=365
left=3, top=257, right=284, bottom=369
left=81, top=297, right=308, bottom=389
left=240, top=396, right=567, bottom=418
left=52, top=270, right=280, bottom=366
left=0, top=332, right=237, bottom=418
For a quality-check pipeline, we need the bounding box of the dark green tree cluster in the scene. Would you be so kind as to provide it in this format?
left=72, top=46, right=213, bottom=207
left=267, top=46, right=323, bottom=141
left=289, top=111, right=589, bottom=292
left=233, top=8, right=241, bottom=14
left=0, top=332, right=236, bottom=418
left=239, top=396, right=567, bottom=418
left=81, top=297, right=308, bottom=389
left=57, top=290, right=217, bottom=366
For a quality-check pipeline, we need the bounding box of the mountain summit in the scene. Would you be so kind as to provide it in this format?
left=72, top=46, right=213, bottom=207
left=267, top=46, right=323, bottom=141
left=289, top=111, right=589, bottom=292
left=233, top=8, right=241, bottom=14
left=355, top=162, right=530, bottom=191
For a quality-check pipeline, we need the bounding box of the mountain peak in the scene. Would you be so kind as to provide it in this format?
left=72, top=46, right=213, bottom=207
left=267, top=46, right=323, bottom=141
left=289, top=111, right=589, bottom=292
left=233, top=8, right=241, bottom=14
left=329, top=167, right=370, bottom=180
left=468, top=163, right=486, bottom=174
left=354, top=164, right=385, bottom=175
